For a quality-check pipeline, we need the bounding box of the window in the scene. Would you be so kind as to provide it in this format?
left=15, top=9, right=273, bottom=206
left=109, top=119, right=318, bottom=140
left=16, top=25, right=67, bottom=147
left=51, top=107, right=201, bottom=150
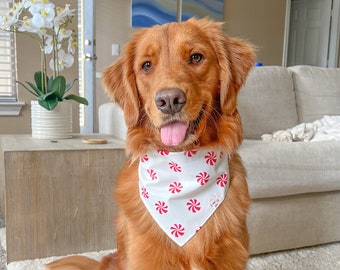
left=0, top=1, right=15, bottom=100
left=0, top=0, right=24, bottom=115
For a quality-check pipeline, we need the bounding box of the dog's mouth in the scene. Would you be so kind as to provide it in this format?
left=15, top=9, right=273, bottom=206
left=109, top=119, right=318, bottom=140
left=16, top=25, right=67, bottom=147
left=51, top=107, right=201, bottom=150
left=160, top=121, right=189, bottom=146
left=159, top=106, right=205, bottom=146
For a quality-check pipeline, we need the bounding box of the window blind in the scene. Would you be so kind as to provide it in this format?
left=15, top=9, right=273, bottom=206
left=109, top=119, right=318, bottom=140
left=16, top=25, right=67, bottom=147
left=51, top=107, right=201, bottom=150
left=0, top=0, right=16, bottom=102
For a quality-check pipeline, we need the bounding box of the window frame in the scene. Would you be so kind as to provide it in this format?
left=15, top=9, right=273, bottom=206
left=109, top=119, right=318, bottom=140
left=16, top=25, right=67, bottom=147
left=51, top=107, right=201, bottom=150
left=0, top=0, right=24, bottom=116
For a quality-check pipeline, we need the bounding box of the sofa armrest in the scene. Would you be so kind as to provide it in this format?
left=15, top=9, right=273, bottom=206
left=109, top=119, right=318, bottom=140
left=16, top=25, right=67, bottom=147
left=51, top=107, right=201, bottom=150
left=98, top=103, right=127, bottom=140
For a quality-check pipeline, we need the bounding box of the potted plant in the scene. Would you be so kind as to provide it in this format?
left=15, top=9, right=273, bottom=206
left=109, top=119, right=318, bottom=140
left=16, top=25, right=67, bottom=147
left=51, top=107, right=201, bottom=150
left=0, top=0, right=88, bottom=139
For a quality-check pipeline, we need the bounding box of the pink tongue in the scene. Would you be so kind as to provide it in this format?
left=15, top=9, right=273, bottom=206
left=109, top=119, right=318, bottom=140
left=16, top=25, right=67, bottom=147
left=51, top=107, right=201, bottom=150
left=160, top=122, right=189, bottom=146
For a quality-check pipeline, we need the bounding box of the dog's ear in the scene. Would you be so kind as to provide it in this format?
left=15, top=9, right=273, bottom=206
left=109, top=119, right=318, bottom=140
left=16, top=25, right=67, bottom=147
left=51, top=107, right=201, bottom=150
left=221, top=37, right=255, bottom=115
left=219, top=36, right=255, bottom=115
left=102, top=37, right=140, bottom=128
left=189, top=18, right=254, bottom=115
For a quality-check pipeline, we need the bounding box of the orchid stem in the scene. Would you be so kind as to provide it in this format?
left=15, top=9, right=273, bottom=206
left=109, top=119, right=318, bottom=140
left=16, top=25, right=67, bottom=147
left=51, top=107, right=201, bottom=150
left=41, top=36, right=46, bottom=94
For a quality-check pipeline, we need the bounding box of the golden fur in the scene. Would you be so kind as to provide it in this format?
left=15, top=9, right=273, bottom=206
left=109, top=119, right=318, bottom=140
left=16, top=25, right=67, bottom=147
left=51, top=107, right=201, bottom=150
left=47, top=18, right=254, bottom=270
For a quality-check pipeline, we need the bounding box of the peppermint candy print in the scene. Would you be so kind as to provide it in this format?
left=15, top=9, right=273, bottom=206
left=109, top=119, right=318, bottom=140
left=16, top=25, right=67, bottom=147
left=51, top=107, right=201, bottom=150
left=187, top=199, right=201, bottom=213
left=140, top=154, right=149, bottom=163
left=138, top=147, right=229, bottom=246
left=196, top=171, right=210, bottom=185
left=141, top=186, right=149, bottom=199
left=169, top=161, right=182, bottom=172
left=205, top=151, right=217, bottom=165
left=216, top=173, right=228, bottom=187
left=184, top=150, right=197, bottom=157
left=169, top=181, right=183, bottom=194
left=147, top=169, right=157, bottom=180
left=196, top=226, right=203, bottom=233
left=170, top=224, right=185, bottom=238
left=155, top=201, right=168, bottom=214
left=158, top=149, right=169, bottom=156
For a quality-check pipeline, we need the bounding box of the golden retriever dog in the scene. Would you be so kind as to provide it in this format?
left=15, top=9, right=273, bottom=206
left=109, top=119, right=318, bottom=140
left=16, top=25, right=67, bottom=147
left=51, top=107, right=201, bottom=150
left=47, top=18, right=254, bottom=270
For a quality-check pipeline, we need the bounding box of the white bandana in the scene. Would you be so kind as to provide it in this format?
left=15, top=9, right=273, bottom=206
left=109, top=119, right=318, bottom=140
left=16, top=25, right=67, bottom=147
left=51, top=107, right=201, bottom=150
left=138, top=148, right=229, bottom=246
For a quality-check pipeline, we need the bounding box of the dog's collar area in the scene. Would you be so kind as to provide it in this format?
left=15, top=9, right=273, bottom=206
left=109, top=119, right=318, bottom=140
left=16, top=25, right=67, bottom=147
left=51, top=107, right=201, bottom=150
left=138, top=148, right=229, bottom=246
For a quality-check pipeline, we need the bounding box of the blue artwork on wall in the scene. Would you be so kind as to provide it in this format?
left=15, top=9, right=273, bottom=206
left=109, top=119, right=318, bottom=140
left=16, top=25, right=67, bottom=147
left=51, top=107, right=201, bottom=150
left=131, top=0, right=177, bottom=27
left=131, top=0, right=224, bottom=28
left=182, top=0, right=224, bottom=22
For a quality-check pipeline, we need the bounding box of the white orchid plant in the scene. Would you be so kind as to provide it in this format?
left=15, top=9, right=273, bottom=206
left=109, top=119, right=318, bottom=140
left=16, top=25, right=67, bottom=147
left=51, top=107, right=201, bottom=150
left=0, top=0, right=88, bottom=110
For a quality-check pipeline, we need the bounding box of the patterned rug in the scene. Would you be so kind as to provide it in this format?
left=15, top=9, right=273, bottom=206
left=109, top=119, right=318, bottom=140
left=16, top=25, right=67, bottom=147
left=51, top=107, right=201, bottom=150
left=1, top=222, right=340, bottom=269
left=247, top=242, right=340, bottom=270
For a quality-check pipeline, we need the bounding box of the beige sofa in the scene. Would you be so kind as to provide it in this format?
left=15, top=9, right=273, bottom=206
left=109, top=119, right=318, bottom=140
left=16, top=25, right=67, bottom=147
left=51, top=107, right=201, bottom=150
left=238, top=65, right=340, bottom=254
left=99, top=65, right=340, bottom=255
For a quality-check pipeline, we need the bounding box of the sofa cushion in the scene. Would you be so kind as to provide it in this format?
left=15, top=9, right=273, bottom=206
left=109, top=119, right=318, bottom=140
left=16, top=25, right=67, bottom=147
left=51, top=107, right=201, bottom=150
left=238, top=66, right=299, bottom=139
left=239, top=140, right=340, bottom=199
left=289, top=65, right=340, bottom=123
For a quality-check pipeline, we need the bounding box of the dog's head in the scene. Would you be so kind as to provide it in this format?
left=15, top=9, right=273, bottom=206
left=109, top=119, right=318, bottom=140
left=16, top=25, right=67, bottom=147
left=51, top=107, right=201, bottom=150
left=103, top=18, right=254, bottom=156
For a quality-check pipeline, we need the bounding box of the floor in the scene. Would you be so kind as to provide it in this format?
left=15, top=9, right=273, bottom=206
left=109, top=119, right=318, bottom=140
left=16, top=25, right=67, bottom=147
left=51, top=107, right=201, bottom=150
left=0, top=217, right=6, bottom=270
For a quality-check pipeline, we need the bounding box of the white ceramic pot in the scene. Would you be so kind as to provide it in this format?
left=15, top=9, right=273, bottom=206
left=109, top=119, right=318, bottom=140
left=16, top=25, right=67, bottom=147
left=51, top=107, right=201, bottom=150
left=31, top=100, right=73, bottom=139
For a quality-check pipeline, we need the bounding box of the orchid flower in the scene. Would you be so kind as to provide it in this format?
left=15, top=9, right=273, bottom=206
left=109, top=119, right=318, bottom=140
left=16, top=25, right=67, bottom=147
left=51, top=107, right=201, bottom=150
left=0, top=0, right=77, bottom=74
left=49, top=48, right=74, bottom=72
left=29, top=3, right=55, bottom=29
left=0, top=0, right=87, bottom=111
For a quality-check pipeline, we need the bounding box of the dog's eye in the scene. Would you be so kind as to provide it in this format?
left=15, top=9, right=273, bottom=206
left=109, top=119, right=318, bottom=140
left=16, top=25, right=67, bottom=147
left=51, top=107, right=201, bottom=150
left=142, top=61, right=152, bottom=73
left=189, top=53, right=203, bottom=64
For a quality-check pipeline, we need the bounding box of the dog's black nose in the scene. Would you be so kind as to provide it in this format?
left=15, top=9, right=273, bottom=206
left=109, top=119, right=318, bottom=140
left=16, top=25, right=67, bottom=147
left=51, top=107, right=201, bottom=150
left=155, top=88, right=186, bottom=115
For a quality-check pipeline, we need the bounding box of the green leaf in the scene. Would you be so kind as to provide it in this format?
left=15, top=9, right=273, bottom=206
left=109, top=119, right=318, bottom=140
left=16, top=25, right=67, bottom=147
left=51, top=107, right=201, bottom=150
left=65, top=78, right=78, bottom=93
left=51, top=76, right=66, bottom=100
left=34, top=71, right=47, bottom=93
left=26, top=81, right=43, bottom=96
left=39, top=88, right=59, bottom=100
left=48, top=76, right=54, bottom=93
left=38, top=96, right=58, bottom=111
left=64, top=94, right=89, bottom=105
left=16, top=81, right=39, bottom=97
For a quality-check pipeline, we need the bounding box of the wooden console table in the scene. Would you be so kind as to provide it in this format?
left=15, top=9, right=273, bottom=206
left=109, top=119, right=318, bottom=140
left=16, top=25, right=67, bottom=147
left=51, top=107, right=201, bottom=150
left=0, top=134, right=126, bottom=263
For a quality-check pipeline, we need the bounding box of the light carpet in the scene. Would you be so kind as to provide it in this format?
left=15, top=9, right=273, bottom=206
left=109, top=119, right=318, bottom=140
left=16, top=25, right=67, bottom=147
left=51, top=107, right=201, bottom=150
left=1, top=227, right=340, bottom=269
